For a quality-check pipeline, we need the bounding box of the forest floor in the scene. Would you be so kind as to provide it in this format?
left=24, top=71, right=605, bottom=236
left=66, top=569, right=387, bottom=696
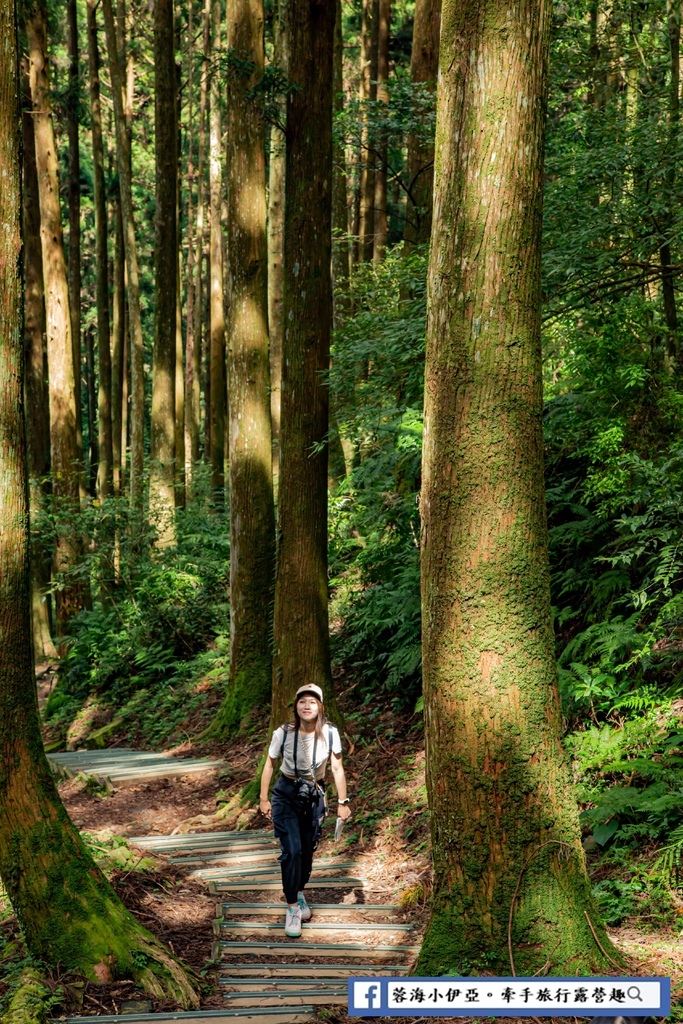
left=1, top=676, right=682, bottom=1021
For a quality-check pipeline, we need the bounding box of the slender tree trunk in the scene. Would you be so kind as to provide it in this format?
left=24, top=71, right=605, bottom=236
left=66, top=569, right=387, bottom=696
left=175, top=257, right=185, bottom=508
left=150, top=0, right=177, bottom=546
left=22, top=64, right=56, bottom=662
left=267, top=5, right=285, bottom=496
left=373, top=0, right=390, bottom=260
left=403, top=0, right=440, bottom=247
left=332, top=0, right=349, bottom=317
left=663, top=0, right=679, bottom=358
left=27, top=0, right=85, bottom=638
left=67, top=0, right=86, bottom=501
left=111, top=188, right=125, bottom=496
left=184, top=0, right=199, bottom=495
left=418, top=0, right=620, bottom=974
left=88, top=0, right=113, bottom=500
left=271, top=0, right=340, bottom=728
left=102, top=0, right=145, bottom=505
left=208, top=0, right=225, bottom=505
left=85, top=326, right=98, bottom=494
left=358, top=0, right=377, bottom=260
left=194, top=0, right=211, bottom=467
left=212, top=0, right=276, bottom=736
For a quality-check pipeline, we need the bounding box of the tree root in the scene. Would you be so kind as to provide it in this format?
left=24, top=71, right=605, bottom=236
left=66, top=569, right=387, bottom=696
left=127, top=935, right=200, bottom=1008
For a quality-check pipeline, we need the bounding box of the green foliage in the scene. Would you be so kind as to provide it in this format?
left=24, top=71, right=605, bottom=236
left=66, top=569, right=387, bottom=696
left=329, top=248, right=426, bottom=708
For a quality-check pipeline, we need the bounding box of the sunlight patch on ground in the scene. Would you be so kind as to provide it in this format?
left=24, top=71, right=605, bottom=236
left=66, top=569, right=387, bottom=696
left=612, top=925, right=683, bottom=1012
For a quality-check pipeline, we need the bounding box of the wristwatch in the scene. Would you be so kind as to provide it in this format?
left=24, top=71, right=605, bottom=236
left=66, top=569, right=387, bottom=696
left=338, top=798, right=350, bottom=805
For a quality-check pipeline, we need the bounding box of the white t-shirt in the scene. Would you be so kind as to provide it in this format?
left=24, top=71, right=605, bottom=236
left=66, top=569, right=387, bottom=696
left=269, top=724, right=342, bottom=781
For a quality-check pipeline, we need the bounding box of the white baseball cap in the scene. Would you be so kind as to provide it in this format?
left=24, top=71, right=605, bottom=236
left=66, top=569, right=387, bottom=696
left=295, top=684, right=324, bottom=703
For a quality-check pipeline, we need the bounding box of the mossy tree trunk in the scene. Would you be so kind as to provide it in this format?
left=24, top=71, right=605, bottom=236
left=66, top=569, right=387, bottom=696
left=27, top=0, right=85, bottom=638
left=271, top=0, right=340, bottom=731
left=208, top=0, right=226, bottom=506
left=212, top=0, right=275, bottom=737
left=101, top=0, right=145, bottom=505
left=150, top=0, right=177, bottom=547
left=0, top=14, right=198, bottom=1003
left=21, top=64, right=56, bottom=662
left=267, top=3, right=285, bottom=496
left=87, top=0, right=113, bottom=501
left=418, top=0, right=621, bottom=976
left=403, top=0, right=440, bottom=248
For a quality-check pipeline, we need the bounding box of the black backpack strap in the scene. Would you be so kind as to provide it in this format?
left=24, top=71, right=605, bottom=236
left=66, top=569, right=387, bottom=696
left=328, top=725, right=333, bottom=755
left=279, top=726, right=287, bottom=760
left=293, top=727, right=299, bottom=780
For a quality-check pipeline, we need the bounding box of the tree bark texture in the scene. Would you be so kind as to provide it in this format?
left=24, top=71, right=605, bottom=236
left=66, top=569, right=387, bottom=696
left=208, top=0, right=226, bottom=505
left=403, top=0, right=440, bottom=247
left=271, top=0, right=339, bottom=728
left=662, top=0, right=679, bottom=357
left=358, top=0, right=378, bottom=260
left=22, top=64, right=56, bottom=662
left=267, top=5, right=285, bottom=494
left=85, top=324, right=98, bottom=494
left=184, top=0, right=201, bottom=493
left=150, top=0, right=178, bottom=546
left=27, top=0, right=85, bottom=638
left=87, top=0, right=113, bottom=500
left=332, top=0, right=350, bottom=320
left=67, top=0, right=85, bottom=500
left=212, top=0, right=276, bottom=736
left=373, top=0, right=390, bottom=260
left=194, top=0, right=211, bottom=468
left=418, top=0, right=619, bottom=975
left=101, top=0, right=145, bottom=505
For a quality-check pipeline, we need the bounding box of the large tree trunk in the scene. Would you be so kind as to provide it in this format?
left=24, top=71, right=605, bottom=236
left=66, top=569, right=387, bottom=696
left=663, top=0, right=679, bottom=359
left=403, top=0, right=440, bottom=247
left=271, top=0, right=340, bottom=728
left=194, top=0, right=211, bottom=468
left=22, top=64, right=56, bottom=662
left=418, top=0, right=620, bottom=975
left=358, top=0, right=378, bottom=261
left=373, top=0, right=390, bottom=261
left=0, top=7, right=198, bottom=1001
left=87, top=0, right=113, bottom=501
left=212, top=0, right=275, bottom=737
left=27, top=0, right=85, bottom=639
left=150, top=0, right=177, bottom=547
left=85, top=324, right=99, bottom=494
left=66, top=0, right=86, bottom=501
left=208, top=0, right=226, bottom=505
left=102, top=0, right=145, bottom=505
left=267, top=4, right=285, bottom=495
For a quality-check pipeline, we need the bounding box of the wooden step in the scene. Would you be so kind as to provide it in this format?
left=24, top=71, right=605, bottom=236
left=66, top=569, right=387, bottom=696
left=208, top=879, right=366, bottom=892
left=130, top=831, right=273, bottom=849
left=172, top=849, right=278, bottom=867
left=194, top=862, right=359, bottom=881
left=217, top=940, right=420, bottom=959
left=221, top=979, right=356, bottom=989
left=66, top=1010, right=313, bottom=1024
left=219, top=964, right=405, bottom=978
left=219, top=902, right=401, bottom=917
left=217, top=920, right=414, bottom=934
left=222, top=993, right=345, bottom=1008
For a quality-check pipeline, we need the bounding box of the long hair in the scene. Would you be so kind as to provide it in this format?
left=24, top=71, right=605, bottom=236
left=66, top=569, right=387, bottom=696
left=285, top=699, right=328, bottom=743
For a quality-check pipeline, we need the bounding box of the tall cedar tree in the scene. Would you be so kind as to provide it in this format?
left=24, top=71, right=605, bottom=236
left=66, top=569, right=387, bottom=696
left=26, top=0, right=85, bottom=637
left=101, top=0, right=145, bottom=504
left=373, top=0, right=390, bottom=260
left=331, top=0, right=349, bottom=317
left=418, top=0, right=622, bottom=974
left=22, top=63, right=56, bottom=661
left=87, top=0, right=113, bottom=499
left=183, top=0, right=200, bottom=491
left=0, top=7, right=198, bottom=1000
left=214, top=0, right=275, bottom=734
left=267, top=1, right=285, bottom=492
left=358, top=0, right=378, bottom=260
left=271, top=0, right=340, bottom=727
left=208, top=0, right=226, bottom=503
left=66, top=0, right=85, bottom=500
left=403, top=0, right=440, bottom=246
left=150, top=0, right=177, bottom=545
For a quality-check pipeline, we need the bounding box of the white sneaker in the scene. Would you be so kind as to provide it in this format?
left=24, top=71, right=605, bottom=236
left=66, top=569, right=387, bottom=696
left=297, top=892, right=312, bottom=922
left=284, top=905, right=302, bottom=937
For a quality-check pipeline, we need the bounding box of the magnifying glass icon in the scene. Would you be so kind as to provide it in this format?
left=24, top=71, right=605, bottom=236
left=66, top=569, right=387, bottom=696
left=627, top=986, right=643, bottom=1002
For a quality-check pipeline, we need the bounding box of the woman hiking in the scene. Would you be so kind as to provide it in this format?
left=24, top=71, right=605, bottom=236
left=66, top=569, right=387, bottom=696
left=259, top=685, right=352, bottom=937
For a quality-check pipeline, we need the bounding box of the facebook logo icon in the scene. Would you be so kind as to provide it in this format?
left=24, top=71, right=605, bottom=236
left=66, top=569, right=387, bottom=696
left=353, top=981, right=383, bottom=1009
